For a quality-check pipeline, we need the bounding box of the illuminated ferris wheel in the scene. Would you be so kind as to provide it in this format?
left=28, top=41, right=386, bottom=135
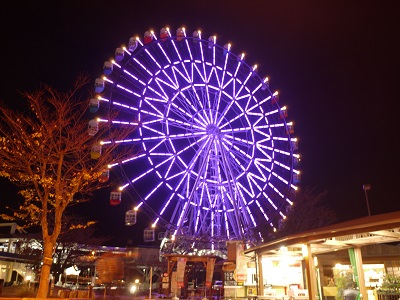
left=92, top=26, right=300, bottom=255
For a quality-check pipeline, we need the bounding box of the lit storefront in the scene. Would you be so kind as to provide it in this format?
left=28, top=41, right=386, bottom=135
left=260, top=249, right=307, bottom=298
left=245, top=211, right=400, bottom=300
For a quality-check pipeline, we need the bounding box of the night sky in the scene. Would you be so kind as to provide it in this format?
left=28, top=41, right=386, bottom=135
left=0, top=1, right=398, bottom=246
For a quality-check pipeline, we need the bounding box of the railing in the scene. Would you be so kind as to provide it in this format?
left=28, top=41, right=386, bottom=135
left=376, top=291, right=400, bottom=300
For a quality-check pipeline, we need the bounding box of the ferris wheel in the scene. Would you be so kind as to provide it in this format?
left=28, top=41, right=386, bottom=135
left=91, top=26, right=300, bottom=255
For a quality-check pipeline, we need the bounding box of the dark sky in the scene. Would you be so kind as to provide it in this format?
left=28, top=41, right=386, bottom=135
left=0, top=1, right=399, bottom=246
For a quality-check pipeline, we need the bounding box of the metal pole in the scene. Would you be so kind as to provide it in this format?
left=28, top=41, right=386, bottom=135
left=148, top=266, right=153, bottom=300
left=363, top=184, right=371, bottom=216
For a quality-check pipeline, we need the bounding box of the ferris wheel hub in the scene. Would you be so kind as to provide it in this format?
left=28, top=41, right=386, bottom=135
left=206, top=124, right=220, bottom=135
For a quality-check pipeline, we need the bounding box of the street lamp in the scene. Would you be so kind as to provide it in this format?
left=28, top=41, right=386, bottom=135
left=363, top=184, right=371, bottom=216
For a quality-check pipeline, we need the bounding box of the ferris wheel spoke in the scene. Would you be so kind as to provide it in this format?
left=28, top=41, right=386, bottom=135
left=234, top=72, right=252, bottom=98
left=218, top=96, right=251, bottom=129
left=261, top=193, right=279, bottom=212
left=206, top=66, right=221, bottom=89
left=167, top=101, right=202, bottom=125
left=156, top=43, right=172, bottom=64
left=191, top=63, right=207, bottom=87
left=211, top=36, right=217, bottom=65
left=143, top=48, right=162, bottom=70
left=274, top=160, right=292, bottom=172
left=183, top=38, right=193, bottom=61
left=162, top=180, right=194, bottom=225
left=176, top=141, right=218, bottom=204
left=164, top=135, right=210, bottom=174
left=167, top=118, right=204, bottom=132
left=254, top=158, right=273, bottom=175
left=223, top=134, right=255, bottom=148
left=212, top=90, right=224, bottom=120
left=170, top=42, right=192, bottom=82
left=146, top=84, right=166, bottom=100
left=254, top=199, right=271, bottom=223
left=142, top=98, right=166, bottom=117
left=133, top=57, right=153, bottom=77
left=218, top=47, right=231, bottom=89
left=111, top=81, right=142, bottom=99
left=198, top=40, right=209, bottom=85
left=155, top=76, right=178, bottom=94
left=220, top=141, right=251, bottom=169
left=173, top=92, right=209, bottom=124
left=246, top=175, right=267, bottom=198
left=239, top=202, right=256, bottom=227
left=268, top=181, right=287, bottom=200
left=171, top=65, right=191, bottom=86
left=154, top=66, right=177, bottom=88
left=188, top=86, right=207, bottom=114
left=237, top=180, right=256, bottom=198
left=253, top=127, right=274, bottom=139
left=237, top=177, right=261, bottom=203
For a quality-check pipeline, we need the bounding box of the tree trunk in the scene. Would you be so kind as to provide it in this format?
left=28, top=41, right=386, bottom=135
left=36, top=241, right=55, bottom=298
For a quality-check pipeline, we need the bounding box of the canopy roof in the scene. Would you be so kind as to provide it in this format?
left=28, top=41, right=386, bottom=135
left=246, top=211, right=400, bottom=256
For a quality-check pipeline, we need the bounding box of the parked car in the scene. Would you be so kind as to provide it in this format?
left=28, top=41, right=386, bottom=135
left=213, top=280, right=223, bottom=289
left=212, top=280, right=223, bottom=296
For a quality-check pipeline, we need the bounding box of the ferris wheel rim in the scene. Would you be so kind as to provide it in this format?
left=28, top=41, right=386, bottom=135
left=95, top=27, right=299, bottom=249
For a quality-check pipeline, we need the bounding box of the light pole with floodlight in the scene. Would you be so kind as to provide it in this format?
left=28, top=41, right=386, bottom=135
left=363, top=184, right=371, bottom=216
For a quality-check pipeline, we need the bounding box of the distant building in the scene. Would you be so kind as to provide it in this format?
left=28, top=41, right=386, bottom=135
left=0, top=222, right=162, bottom=287
left=0, top=223, right=33, bottom=285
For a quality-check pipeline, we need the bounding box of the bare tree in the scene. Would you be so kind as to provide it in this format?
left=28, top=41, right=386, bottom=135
left=20, top=214, right=112, bottom=286
left=17, top=223, right=109, bottom=288
left=51, top=217, right=111, bottom=285
left=0, top=74, right=136, bottom=298
left=269, top=187, right=337, bottom=239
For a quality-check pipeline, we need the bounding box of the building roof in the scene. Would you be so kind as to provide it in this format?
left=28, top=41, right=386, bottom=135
left=246, top=210, right=400, bottom=256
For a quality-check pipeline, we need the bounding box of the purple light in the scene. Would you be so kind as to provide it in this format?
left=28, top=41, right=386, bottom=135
left=98, top=28, right=299, bottom=251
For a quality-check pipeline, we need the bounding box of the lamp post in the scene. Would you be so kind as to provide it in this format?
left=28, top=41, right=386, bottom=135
left=363, top=184, right=371, bottom=216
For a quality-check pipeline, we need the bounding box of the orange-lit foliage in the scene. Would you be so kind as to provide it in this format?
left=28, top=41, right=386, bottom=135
left=0, top=74, right=136, bottom=298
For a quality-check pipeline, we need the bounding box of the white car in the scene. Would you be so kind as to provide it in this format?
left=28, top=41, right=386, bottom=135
left=213, top=281, right=223, bottom=289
